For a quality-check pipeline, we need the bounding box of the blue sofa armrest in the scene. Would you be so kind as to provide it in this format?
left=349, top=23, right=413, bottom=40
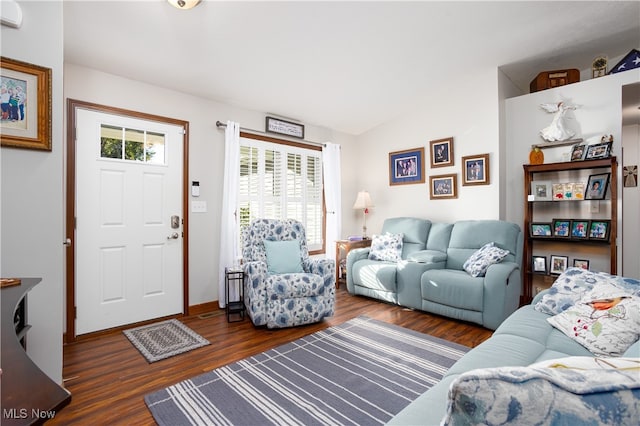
left=346, top=247, right=371, bottom=292
left=482, top=262, right=521, bottom=330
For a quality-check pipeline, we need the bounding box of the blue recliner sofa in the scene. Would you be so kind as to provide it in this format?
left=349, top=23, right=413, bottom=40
left=346, top=217, right=523, bottom=330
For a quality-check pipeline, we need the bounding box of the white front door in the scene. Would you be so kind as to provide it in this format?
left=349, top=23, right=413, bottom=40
left=75, top=109, right=184, bottom=335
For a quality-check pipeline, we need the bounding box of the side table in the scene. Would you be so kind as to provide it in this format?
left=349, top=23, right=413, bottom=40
left=335, top=239, right=372, bottom=288
left=225, top=267, right=245, bottom=322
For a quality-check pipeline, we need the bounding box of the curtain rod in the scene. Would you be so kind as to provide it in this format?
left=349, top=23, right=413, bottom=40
left=215, top=120, right=324, bottom=148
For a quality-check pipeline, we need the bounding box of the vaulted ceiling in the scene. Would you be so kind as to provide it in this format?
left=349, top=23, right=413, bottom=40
left=63, top=1, right=640, bottom=135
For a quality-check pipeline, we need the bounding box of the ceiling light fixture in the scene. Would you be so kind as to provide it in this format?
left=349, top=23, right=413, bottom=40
left=168, top=0, right=201, bottom=10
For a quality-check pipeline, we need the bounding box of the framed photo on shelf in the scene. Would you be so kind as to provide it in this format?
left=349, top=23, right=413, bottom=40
left=570, top=144, right=587, bottom=161
left=552, top=219, right=571, bottom=237
left=588, top=220, right=610, bottom=240
left=429, top=137, right=454, bottom=168
left=0, top=56, right=52, bottom=151
left=429, top=173, right=457, bottom=199
left=573, top=259, right=590, bottom=270
left=550, top=255, right=569, bottom=275
left=585, top=173, right=610, bottom=200
left=570, top=220, right=590, bottom=239
left=532, top=256, right=547, bottom=274
left=461, top=153, right=490, bottom=186
left=530, top=222, right=552, bottom=237
left=389, top=147, right=425, bottom=186
left=584, top=142, right=612, bottom=160
left=530, top=180, right=552, bottom=201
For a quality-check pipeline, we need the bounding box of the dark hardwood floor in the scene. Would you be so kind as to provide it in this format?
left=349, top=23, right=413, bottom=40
left=50, top=287, right=493, bottom=425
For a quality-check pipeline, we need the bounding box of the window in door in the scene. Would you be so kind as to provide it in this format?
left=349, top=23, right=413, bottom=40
left=100, top=124, right=166, bottom=165
left=239, top=135, right=324, bottom=253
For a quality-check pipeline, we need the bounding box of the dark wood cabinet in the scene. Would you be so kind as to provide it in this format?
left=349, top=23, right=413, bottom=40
left=522, top=158, right=617, bottom=303
left=1, top=278, right=71, bottom=425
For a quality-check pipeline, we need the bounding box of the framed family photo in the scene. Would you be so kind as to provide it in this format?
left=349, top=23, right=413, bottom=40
left=573, top=259, right=590, bottom=270
left=570, top=144, right=586, bottom=161
left=550, top=255, right=569, bottom=275
left=429, top=137, right=454, bottom=168
left=389, top=147, right=425, bottom=186
left=588, top=220, right=610, bottom=240
left=462, top=153, right=490, bottom=186
left=585, top=142, right=612, bottom=160
left=0, top=57, right=52, bottom=151
left=570, top=220, right=590, bottom=239
left=429, top=173, right=457, bottom=199
left=530, top=222, right=552, bottom=237
left=552, top=219, right=571, bottom=238
left=585, top=173, right=610, bottom=200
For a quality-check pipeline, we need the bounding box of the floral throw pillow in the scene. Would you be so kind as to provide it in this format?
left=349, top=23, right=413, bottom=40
left=547, top=284, right=640, bottom=356
left=463, top=242, right=509, bottom=277
left=368, top=232, right=404, bottom=262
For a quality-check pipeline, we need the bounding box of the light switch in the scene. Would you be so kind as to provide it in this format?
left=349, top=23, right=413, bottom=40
left=191, top=200, right=207, bottom=213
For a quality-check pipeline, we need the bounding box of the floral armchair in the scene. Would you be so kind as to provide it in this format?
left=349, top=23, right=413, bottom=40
left=241, top=218, right=336, bottom=328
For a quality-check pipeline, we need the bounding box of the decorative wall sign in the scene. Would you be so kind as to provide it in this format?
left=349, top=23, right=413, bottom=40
left=265, top=116, right=304, bottom=139
left=624, top=165, right=637, bottom=187
left=0, top=57, right=52, bottom=151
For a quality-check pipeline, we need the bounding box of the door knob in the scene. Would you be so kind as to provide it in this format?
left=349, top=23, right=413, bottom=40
left=167, top=232, right=179, bottom=240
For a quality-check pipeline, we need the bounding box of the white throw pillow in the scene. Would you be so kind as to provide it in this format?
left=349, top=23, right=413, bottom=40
left=463, top=242, right=509, bottom=277
left=547, top=284, right=640, bottom=356
left=368, top=232, right=404, bottom=262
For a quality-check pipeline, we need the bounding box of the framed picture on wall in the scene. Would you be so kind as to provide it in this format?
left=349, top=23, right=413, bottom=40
left=0, top=56, right=52, bottom=151
left=388, top=147, right=425, bottom=185
left=429, top=173, right=457, bottom=199
left=429, top=137, right=454, bottom=168
left=461, top=153, right=490, bottom=186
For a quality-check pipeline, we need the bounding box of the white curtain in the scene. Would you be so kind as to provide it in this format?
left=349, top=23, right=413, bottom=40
left=218, top=120, right=240, bottom=308
left=322, top=142, right=342, bottom=262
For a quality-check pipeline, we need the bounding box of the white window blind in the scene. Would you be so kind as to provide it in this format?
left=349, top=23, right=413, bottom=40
left=239, top=136, right=324, bottom=251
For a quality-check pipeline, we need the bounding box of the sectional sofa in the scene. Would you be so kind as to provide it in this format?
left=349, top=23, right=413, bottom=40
left=346, top=217, right=523, bottom=330
left=388, top=267, right=640, bottom=425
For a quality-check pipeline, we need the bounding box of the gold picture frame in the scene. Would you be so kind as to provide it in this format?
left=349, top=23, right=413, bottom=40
left=0, top=57, right=52, bottom=151
left=429, top=173, right=457, bottom=199
left=461, top=153, right=490, bottom=186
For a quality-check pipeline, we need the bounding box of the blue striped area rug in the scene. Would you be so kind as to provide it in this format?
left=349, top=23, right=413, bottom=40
left=144, top=316, right=468, bottom=425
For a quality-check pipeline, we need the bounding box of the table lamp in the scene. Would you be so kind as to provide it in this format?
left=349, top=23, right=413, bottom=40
left=353, top=191, right=374, bottom=239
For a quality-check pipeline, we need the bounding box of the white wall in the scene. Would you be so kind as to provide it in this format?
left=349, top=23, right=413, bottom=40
left=1, top=1, right=64, bottom=382
left=64, top=64, right=355, bottom=307
left=622, top=122, right=639, bottom=278
left=343, top=68, right=503, bottom=236
left=505, top=69, right=640, bottom=275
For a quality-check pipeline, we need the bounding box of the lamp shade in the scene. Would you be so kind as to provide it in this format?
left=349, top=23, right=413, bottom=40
left=168, top=0, right=201, bottom=9
left=353, top=191, right=374, bottom=210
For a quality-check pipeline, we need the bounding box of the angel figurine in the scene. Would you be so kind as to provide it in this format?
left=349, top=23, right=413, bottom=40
left=539, top=101, right=579, bottom=142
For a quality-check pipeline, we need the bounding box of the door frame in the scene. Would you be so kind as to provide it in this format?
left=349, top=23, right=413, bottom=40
left=65, top=99, right=189, bottom=343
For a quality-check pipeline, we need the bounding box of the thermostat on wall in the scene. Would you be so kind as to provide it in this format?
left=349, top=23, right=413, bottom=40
left=191, top=181, right=200, bottom=197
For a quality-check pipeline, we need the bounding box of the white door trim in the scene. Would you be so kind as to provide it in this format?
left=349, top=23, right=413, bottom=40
left=65, top=99, right=189, bottom=342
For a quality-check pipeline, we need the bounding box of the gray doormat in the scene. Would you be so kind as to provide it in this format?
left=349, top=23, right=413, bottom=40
left=123, top=319, right=209, bottom=363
